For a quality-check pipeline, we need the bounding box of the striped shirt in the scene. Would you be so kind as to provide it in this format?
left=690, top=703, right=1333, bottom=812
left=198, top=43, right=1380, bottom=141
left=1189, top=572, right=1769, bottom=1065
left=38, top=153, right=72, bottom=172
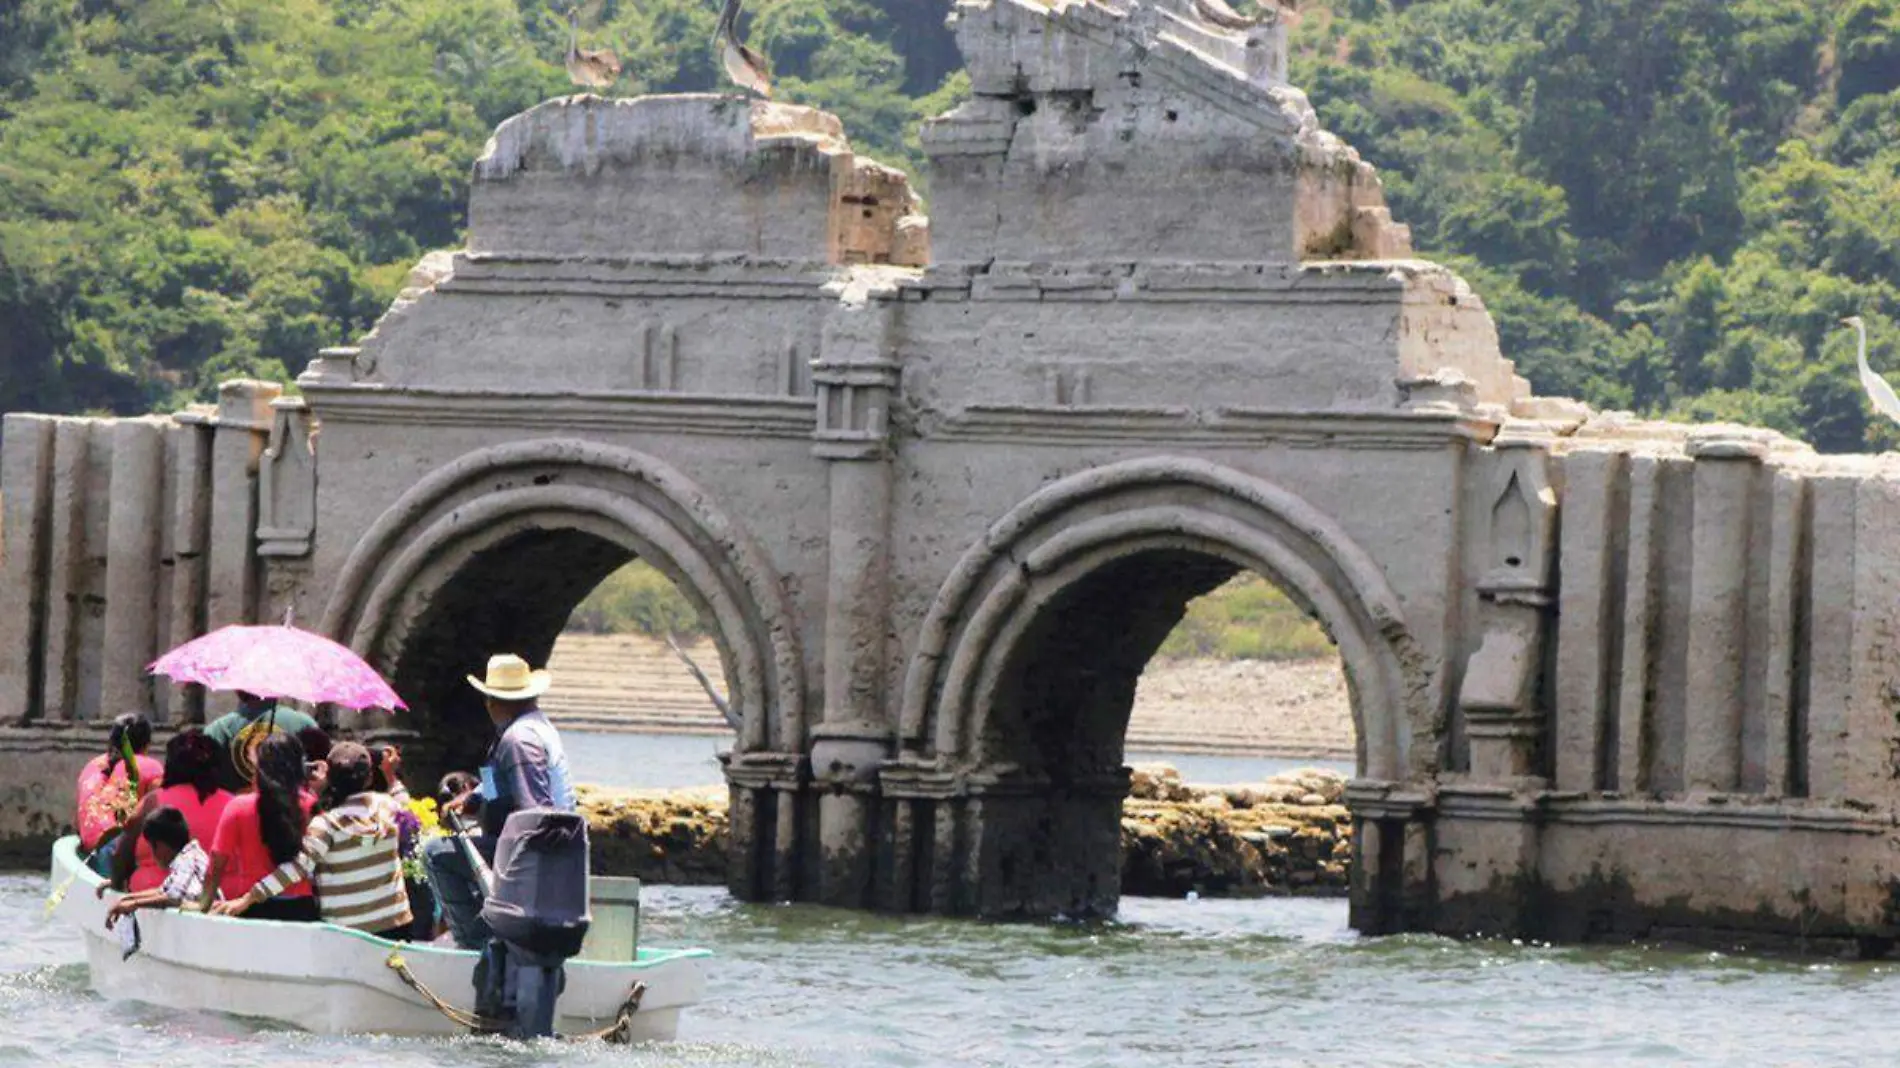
left=252, top=791, right=412, bottom=934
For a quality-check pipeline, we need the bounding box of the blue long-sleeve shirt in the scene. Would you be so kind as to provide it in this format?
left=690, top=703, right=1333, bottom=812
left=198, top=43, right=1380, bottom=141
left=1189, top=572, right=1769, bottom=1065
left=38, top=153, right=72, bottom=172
left=478, top=710, right=576, bottom=839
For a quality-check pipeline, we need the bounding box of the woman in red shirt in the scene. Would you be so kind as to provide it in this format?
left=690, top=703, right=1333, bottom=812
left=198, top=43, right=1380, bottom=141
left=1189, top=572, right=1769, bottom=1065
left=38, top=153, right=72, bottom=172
left=206, top=732, right=317, bottom=921
left=113, top=728, right=233, bottom=893
left=76, top=713, right=164, bottom=874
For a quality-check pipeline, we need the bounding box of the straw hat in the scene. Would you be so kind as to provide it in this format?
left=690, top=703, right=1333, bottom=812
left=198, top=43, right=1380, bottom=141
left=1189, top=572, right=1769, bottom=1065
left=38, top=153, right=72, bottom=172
left=467, top=653, right=552, bottom=701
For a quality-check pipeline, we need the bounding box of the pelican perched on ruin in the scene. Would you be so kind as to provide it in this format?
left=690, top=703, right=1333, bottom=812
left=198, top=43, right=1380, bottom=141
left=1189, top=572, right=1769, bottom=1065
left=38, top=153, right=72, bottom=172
left=565, top=9, right=621, bottom=89
left=1190, top=0, right=1261, bottom=30
left=1846, top=315, right=1900, bottom=427
left=716, top=0, right=772, bottom=98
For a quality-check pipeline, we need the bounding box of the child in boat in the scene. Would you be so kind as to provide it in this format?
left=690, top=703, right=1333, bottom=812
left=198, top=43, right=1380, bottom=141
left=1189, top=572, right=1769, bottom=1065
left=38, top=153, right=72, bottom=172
left=370, top=743, right=411, bottom=805
left=104, top=807, right=211, bottom=928
left=214, top=742, right=414, bottom=940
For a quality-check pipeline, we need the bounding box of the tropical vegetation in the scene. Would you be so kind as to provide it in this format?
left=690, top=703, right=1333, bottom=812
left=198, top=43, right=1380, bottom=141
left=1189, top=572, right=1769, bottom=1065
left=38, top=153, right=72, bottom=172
left=3, top=0, right=1899, bottom=454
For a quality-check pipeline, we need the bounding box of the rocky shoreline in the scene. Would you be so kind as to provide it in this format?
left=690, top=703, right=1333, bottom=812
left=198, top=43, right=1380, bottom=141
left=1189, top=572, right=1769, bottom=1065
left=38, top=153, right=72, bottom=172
left=579, top=764, right=1350, bottom=900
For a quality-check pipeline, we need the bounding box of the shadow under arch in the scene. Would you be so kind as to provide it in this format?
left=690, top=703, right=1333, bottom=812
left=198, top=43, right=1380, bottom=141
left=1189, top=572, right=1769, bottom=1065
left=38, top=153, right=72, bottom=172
left=319, top=439, right=805, bottom=776
left=891, top=457, right=1429, bottom=917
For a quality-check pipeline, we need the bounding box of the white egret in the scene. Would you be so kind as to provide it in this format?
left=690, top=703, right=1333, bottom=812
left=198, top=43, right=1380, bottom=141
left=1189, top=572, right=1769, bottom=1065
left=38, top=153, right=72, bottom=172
left=1846, top=315, right=1900, bottom=427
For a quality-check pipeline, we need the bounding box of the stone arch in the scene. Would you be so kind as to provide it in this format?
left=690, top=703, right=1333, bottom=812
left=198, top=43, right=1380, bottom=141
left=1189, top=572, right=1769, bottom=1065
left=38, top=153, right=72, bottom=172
left=898, top=456, right=1424, bottom=782
left=320, top=439, right=805, bottom=762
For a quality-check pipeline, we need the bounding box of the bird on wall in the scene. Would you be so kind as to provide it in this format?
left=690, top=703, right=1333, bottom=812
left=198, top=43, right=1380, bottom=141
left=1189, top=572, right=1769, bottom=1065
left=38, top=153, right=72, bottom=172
left=716, top=0, right=773, bottom=98
left=1845, top=316, right=1900, bottom=427
left=1190, top=0, right=1261, bottom=30
left=565, top=8, right=622, bottom=90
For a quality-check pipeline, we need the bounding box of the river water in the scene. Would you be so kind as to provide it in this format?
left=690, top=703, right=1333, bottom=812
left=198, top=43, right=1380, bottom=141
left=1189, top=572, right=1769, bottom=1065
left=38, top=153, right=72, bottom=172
left=6, top=733, right=1892, bottom=1066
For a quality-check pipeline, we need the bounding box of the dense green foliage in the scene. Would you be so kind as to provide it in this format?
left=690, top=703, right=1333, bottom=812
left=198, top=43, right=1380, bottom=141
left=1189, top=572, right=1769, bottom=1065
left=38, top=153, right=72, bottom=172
left=566, top=560, right=709, bottom=638
left=1156, top=575, right=1334, bottom=662
left=0, top=0, right=960, bottom=414
left=4, top=0, right=1900, bottom=451
left=1297, top=0, right=1900, bottom=451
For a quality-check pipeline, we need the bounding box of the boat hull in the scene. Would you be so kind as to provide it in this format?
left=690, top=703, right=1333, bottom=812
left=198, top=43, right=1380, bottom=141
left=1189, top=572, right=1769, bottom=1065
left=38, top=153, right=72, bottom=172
left=48, top=836, right=709, bottom=1039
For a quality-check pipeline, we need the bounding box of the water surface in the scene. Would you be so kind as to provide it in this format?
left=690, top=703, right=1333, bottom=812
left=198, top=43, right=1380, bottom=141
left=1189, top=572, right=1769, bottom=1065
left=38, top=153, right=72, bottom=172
left=6, top=874, right=1895, bottom=1067
left=11, top=733, right=1880, bottom=1066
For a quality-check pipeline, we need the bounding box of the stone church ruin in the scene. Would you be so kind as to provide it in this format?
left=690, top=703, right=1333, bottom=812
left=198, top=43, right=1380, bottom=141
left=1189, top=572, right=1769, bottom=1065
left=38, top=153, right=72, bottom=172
left=7, top=0, right=1900, bottom=950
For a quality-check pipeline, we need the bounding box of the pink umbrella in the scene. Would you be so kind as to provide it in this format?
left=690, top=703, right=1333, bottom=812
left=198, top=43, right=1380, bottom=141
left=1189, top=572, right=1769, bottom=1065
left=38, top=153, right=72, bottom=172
left=149, top=624, right=408, bottom=711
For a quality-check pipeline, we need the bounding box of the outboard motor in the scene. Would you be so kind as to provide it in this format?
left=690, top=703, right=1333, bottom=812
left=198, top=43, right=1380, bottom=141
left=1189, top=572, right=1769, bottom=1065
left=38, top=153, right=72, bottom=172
left=477, top=808, right=591, bottom=1038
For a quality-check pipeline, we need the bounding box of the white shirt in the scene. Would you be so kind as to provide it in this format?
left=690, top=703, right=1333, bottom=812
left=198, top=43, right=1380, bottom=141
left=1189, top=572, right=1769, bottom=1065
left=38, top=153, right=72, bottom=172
left=160, top=840, right=210, bottom=903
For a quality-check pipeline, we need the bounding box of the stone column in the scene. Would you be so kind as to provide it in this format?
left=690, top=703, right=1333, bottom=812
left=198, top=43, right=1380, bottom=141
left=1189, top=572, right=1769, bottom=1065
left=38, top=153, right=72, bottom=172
left=100, top=419, right=167, bottom=719
left=807, top=304, right=901, bottom=908
left=1682, top=428, right=1768, bottom=794
left=160, top=421, right=214, bottom=725
left=0, top=415, right=57, bottom=724
left=203, top=380, right=281, bottom=718
left=42, top=419, right=94, bottom=722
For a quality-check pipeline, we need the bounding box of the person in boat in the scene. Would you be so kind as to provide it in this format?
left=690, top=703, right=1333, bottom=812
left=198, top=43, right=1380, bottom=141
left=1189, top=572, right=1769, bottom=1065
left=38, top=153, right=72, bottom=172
left=104, top=806, right=211, bottom=928
left=298, top=725, right=334, bottom=805
left=199, top=732, right=318, bottom=920
left=422, top=654, right=576, bottom=950
left=369, top=742, right=435, bottom=940
left=108, top=728, right=232, bottom=894
left=204, top=690, right=320, bottom=792
left=77, top=712, right=164, bottom=876
left=213, top=742, right=414, bottom=940
left=370, top=742, right=412, bottom=805
left=416, top=770, right=481, bottom=941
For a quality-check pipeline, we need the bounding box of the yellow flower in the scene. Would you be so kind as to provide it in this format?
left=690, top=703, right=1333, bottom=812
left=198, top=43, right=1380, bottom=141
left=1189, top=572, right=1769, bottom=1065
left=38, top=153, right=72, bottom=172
left=407, top=796, right=443, bottom=837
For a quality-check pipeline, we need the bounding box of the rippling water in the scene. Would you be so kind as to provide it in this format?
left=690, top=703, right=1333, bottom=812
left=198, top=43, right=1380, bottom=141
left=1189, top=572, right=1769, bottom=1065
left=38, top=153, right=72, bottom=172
left=10, top=734, right=1888, bottom=1066
left=8, top=871, right=1899, bottom=1067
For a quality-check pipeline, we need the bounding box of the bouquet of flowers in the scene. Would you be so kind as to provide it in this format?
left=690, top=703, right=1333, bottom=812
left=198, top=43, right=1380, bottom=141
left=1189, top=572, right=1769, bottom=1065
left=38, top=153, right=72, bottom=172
left=397, top=796, right=445, bottom=884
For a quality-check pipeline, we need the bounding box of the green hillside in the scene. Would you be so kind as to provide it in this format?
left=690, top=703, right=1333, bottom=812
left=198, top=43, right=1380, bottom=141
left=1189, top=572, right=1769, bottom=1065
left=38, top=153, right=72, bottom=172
left=3, top=0, right=1899, bottom=452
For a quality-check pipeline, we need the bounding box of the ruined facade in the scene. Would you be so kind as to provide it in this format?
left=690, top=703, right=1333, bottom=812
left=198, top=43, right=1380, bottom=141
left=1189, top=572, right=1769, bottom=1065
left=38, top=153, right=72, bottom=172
left=6, top=0, right=1900, bottom=951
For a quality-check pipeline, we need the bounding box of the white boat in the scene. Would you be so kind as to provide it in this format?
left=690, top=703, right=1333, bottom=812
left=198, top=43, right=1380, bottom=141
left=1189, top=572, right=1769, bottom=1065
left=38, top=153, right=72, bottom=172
left=46, top=835, right=710, bottom=1040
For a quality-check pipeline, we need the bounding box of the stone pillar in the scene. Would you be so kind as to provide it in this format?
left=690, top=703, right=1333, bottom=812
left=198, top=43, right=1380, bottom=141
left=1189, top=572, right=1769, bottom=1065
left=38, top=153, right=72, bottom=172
left=1460, top=432, right=1558, bottom=784
left=100, top=419, right=167, bottom=719
left=807, top=305, right=900, bottom=908
left=1553, top=449, right=1626, bottom=792
left=42, top=419, right=94, bottom=722
left=1613, top=456, right=1663, bottom=793
left=203, top=381, right=280, bottom=718
left=1682, top=428, right=1768, bottom=794
left=161, top=421, right=214, bottom=725
left=0, top=415, right=57, bottom=724
left=1344, top=783, right=1436, bottom=935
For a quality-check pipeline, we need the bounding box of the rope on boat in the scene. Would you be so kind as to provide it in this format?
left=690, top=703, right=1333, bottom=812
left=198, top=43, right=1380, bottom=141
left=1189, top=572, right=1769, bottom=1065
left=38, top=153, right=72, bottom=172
left=384, top=952, right=511, bottom=1033
left=383, top=953, right=647, bottom=1042
left=576, top=981, right=647, bottom=1044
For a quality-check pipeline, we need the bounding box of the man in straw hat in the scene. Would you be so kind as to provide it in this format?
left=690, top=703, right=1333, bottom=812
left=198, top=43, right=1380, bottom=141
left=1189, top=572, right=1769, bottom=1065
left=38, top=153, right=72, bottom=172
left=422, top=653, right=577, bottom=950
